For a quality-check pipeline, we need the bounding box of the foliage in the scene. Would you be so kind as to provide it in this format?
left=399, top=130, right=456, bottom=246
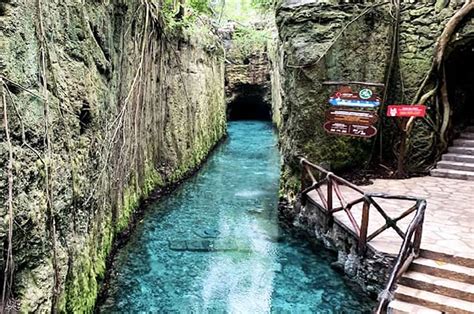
left=230, top=26, right=270, bottom=60
left=218, top=0, right=263, bottom=24
left=161, top=0, right=212, bottom=30
left=251, top=0, right=273, bottom=11
left=189, top=0, right=212, bottom=13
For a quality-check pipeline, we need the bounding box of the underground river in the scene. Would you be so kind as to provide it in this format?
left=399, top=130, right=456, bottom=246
left=99, top=121, right=375, bottom=312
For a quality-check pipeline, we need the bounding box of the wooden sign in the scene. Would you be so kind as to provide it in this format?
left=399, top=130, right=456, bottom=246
left=387, top=105, right=427, bottom=117
left=323, top=121, right=377, bottom=138
left=329, top=86, right=381, bottom=108
left=325, top=108, right=378, bottom=126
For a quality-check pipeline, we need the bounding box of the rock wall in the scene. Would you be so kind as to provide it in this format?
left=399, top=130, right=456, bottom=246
left=272, top=0, right=473, bottom=197
left=220, top=22, right=273, bottom=121
left=0, top=0, right=226, bottom=312
left=271, top=0, right=473, bottom=298
left=225, top=50, right=271, bottom=112
left=393, top=1, right=474, bottom=170
left=279, top=199, right=395, bottom=295
left=272, top=0, right=393, bottom=200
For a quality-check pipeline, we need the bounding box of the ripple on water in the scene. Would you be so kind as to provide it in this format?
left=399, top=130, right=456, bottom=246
left=99, top=121, right=375, bottom=313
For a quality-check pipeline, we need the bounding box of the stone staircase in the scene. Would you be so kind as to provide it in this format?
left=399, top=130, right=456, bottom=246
left=431, top=126, right=474, bottom=181
left=388, top=249, right=474, bottom=313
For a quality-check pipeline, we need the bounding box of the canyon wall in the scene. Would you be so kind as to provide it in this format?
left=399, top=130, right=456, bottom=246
left=272, top=0, right=472, bottom=291
left=273, top=0, right=393, bottom=200
left=272, top=0, right=473, bottom=198
left=0, top=0, right=225, bottom=311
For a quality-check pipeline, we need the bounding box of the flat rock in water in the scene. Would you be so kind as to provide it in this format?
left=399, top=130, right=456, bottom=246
left=168, top=240, right=187, bottom=251
left=194, top=228, right=220, bottom=238
left=186, top=240, right=214, bottom=252
left=168, top=238, right=252, bottom=253
left=213, top=239, right=238, bottom=252
left=247, top=207, right=264, bottom=215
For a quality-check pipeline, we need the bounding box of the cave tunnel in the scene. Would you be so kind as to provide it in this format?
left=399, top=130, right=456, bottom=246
left=227, top=84, right=271, bottom=121
left=446, top=37, right=474, bottom=134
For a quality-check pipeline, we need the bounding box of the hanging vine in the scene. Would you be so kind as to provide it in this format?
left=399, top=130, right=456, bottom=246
left=403, top=0, right=474, bottom=170
left=35, top=0, right=61, bottom=311
left=1, top=80, right=15, bottom=312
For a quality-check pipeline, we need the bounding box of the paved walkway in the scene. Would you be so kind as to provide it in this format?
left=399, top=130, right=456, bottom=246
left=308, top=176, right=474, bottom=259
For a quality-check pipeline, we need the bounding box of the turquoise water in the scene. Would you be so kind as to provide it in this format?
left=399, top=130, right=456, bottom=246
left=100, top=121, right=374, bottom=313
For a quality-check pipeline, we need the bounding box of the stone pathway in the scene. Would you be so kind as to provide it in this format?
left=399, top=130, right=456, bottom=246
left=308, top=176, right=474, bottom=259
left=308, top=175, right=474, bottom=313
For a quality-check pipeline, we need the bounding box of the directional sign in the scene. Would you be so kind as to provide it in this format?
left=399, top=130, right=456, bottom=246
left=329, top=97, right=381, bottom=108
left=329, top=88, right=381, bottom=108
left=325, top=108, right=378, bottom=125
left=323, top=121, right=377, bottom=138
left=387, top=105, right=427, bottom=117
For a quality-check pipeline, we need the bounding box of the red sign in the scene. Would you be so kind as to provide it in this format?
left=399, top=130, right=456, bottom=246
left=387, top=105, right=427, bottom=117
left=323, top=122, right=377, bottom=138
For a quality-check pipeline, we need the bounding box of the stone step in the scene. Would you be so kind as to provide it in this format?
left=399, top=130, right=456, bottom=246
left=454, top=139, right=474, bottom=147
left=399, top=271, right=474, bottom=302
left=421, top=249, right=474, bottom=268
left=465, top=126, right=474, bottom=133
left=437, top=160, right=474, bottom=172
left=411, top=257, right=474, bottom=284
left=448, top=146, right=474, bottom=155
left=430, top=168, right=474, bottom=181
left=387, top=299, right=441, bottom=314
left=442, top=153, right=474, bottom=163
left=395, top=285, right=474, bottom=314
left=460, top=133, right=474, bottom=140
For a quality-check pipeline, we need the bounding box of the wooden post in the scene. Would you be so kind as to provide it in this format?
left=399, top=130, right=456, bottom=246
left=327, top=178, right=333, bottom=213
left=300, top=167, right=307, bottom=206
left=397, top=118, right=408, bottom=178
left=359, top=198, right=370, bottom=255
left=413, top=218, right=423, bottom=257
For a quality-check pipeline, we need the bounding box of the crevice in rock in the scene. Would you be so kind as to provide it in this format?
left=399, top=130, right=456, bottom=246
left=227, top=83, right=271, bottom=121
left=79, top=101, right=92, bottom=135
left=446, top=38, right=474, bottom=134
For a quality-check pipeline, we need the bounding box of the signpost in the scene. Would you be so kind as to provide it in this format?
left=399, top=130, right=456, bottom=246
left=329, top=98, right=381, bottom=108
left=323, top=84, right=382, bottom=138
left=323, top=122, right=378, bottom=138
left=386, top=104, right=428, bottom=177
left=325, top=108, right=378, bottom=125
left=386, top=105, right=427, bottom=118
left=328, top=86, right=381, bottom=108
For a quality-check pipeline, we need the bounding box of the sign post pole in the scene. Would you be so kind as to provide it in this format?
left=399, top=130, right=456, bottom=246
left=386, top=104, right=428, bottom=177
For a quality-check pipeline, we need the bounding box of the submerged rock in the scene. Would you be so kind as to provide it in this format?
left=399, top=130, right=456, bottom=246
left=194, top=228, right=221, bottom=238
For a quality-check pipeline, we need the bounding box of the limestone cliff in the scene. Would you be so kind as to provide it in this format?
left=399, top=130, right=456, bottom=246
left=0, top=0, right=226, bottom=312
left=272, top=0, right=393, bottom=199
left=272, top=0, right=473, bottom=199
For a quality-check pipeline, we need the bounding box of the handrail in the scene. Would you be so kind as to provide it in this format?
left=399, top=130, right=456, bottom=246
left=298, top=157, right=426, bottom=313
left=375, top=200, right=425, bottom=313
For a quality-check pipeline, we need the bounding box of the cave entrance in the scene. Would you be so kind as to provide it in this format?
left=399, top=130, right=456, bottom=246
left=446, top=38, right=474, bottom=134
left=227, top=84, right=271, bottom=121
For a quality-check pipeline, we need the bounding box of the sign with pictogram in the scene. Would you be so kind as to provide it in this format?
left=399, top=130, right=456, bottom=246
left=325, top=108, right=378, bottom=126
left=358, top=88, right=373, bottom=99
left=329, top=86, right=381, bottom=108
left=387, top=105, right=427, bottom=117
left=323, top=121, right=377, bottom=138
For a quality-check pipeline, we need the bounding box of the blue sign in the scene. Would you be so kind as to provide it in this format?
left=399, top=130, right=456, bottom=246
left=329, top=98, right=381, bottom=108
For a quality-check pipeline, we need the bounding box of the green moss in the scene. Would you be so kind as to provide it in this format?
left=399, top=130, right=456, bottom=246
left=61, top=118, right=226, bottom=312
left=63, top=251, right=97, bottom=313
left=279, top=165, right=301, bottom=200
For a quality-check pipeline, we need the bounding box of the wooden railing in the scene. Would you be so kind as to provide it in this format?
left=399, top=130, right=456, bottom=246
left=299, top=158, right=426, bottom=313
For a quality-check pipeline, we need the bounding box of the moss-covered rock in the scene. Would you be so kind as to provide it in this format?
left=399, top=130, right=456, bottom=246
left=0, top=0, right=226, bottom=312
left=272, top=1, right=392, bottom=197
